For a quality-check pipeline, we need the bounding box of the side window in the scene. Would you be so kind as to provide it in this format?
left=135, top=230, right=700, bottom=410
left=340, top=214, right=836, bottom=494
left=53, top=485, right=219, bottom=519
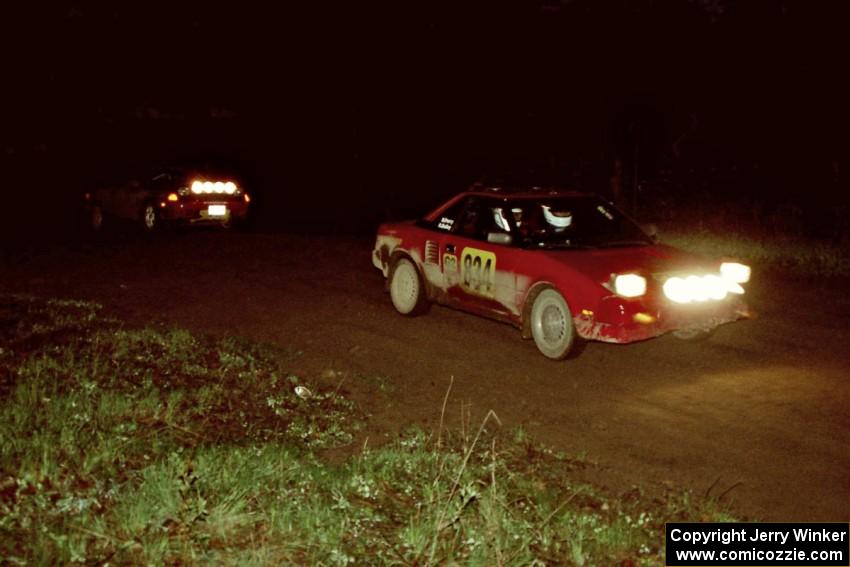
left=456, top=198, right=512, bottom=241
left=456, top=198, right=483, bottom=238
left=432, top=198, right=466, bottom=233
left=151, top=173, right=174, bottom=189
left=430, top=197, right=514, bottom=243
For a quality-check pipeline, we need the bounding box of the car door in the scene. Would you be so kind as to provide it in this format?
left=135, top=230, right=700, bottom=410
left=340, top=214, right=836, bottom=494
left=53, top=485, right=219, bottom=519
left=416, top=197, right=465, bottom=294
left=440, top=197, right=525, bottom=320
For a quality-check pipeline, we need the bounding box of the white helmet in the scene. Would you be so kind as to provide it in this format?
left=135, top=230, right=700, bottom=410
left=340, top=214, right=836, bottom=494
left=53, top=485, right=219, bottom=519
left=542, top=205, right=573, bottom=230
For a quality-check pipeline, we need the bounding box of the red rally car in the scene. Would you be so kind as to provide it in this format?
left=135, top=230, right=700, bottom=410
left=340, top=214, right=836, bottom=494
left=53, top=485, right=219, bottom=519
left=372, top=186, right=752, bottom=359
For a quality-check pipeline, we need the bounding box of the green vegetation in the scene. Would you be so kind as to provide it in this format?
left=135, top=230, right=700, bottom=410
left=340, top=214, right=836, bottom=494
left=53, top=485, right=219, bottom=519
left=1, top=295, right=734, bottom=565
left=661, top=230, right=850, bottom=277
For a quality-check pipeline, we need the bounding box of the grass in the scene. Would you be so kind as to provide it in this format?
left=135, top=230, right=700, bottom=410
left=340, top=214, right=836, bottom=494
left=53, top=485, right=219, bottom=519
left=1, top=295, right=736, bottom=565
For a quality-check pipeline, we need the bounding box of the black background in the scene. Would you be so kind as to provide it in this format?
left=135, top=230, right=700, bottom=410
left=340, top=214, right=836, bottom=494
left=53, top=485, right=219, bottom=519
left=2, top=1, right=847, bottom=241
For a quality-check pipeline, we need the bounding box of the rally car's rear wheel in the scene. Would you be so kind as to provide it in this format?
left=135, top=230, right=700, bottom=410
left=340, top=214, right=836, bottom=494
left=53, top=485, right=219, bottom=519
left=389, top=257, right=428, bottom=316
left=141, top=202, right=158, bottom=232
left=530, top=289, right=575, bottom=360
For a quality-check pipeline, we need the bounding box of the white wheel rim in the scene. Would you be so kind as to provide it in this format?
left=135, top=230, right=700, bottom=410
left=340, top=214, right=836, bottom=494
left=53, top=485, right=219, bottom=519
left=144, top=206, right=156, bottom=229
left=540, top=303, right=567, bottom=345
left=531, top=290, right=573, bottom=358
left=391, top=262, right=419, bottom=314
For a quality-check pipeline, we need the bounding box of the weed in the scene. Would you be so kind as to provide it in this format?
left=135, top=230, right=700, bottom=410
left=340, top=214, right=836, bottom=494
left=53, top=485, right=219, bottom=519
left=0, top=295, right=735, bottom=564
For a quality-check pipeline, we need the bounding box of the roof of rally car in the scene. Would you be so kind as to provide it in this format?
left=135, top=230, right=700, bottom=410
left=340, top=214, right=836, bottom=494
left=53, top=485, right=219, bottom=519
left=462, top=183, right=590, bottom=199
left=421, top=185, right=600, bottom=222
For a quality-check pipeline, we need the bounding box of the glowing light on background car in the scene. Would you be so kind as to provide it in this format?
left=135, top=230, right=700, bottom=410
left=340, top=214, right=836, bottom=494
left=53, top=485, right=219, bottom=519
left=720, top=262, right=751, bottom=284
left=167, top=193, right=178, bottom=202
left=613, top=274, right=647, bottom=298
left=190, top=180, right=240, bottom=195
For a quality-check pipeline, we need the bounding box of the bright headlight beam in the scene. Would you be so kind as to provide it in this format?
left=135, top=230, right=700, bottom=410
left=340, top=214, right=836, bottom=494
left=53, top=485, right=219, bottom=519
left=663, top=277, right=690, bottom=303
left=664, top=274, right=730, bottom=303
left=614, top=274, right=647, bottom=298
left=704, top=274, right=728, bottom=300
left=191, top=181, right=203, bottom=194
left=726, top=281, right=745, bottom=294
left=686, top=275, right=709, bottom=302
left=721, top=262, right=751, bottom=284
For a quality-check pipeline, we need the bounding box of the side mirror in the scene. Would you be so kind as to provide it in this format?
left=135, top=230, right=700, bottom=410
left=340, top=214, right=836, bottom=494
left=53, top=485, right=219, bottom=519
left=642, top=223, right=659, bottom=241
left=487, top=232, right=512, bottom=245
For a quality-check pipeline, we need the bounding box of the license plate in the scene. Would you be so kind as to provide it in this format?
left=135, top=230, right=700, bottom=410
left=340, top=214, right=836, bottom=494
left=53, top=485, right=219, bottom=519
left=208, top=205, right=227, bottom=216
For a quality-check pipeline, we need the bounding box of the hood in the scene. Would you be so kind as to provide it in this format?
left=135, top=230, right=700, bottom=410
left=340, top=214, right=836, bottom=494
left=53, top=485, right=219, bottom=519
left=540, top=243, right=714, bottom=282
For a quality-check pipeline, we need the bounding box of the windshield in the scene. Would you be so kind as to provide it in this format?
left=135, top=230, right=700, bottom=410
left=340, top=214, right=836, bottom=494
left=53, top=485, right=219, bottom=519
left=508, top=196, right=651, bottom=249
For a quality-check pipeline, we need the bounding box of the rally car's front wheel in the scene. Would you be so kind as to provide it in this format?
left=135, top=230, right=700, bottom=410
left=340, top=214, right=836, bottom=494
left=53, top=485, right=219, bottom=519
left=672, top=327, right=715, bottom=341
left=389, top=257, right=428, bottom=316
left=530, top=289, right=576, bottom=360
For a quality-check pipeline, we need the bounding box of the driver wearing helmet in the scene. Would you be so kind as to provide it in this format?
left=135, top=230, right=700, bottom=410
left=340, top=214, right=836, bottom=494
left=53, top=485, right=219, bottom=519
left=541, top=204, right=573, bottom=232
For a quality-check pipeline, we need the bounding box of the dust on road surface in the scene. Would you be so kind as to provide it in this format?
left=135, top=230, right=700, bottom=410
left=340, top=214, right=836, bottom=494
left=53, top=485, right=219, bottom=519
left=3, top=231, right=849, bottom=521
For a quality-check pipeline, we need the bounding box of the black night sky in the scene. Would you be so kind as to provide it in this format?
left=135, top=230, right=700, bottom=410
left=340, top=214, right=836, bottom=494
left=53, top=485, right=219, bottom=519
left=2, top=1, right=847, bottom=241
left=3, top=2, right=850, bottom=535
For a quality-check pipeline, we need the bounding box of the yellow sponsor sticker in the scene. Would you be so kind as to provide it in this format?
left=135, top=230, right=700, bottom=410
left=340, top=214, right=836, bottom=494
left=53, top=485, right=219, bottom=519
left=460, top=247, right=497, bottom=297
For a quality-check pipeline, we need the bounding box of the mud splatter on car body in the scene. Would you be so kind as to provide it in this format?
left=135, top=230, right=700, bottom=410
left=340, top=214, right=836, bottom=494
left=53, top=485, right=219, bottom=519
left=373, top=186, right=752, bottom=358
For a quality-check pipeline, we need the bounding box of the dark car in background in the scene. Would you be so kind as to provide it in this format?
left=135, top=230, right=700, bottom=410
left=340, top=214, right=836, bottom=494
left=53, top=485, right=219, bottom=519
left=83, top=165, right=251, bottom=232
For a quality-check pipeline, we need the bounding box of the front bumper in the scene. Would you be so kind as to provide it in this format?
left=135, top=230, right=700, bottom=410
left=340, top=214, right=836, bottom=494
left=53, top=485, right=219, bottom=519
left=574, top=295, right=753, bottom=344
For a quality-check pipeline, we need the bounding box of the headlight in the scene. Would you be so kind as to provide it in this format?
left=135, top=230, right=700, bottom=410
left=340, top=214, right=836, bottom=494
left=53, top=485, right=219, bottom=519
left=704, top=274, right=729, bottom=300
left=720, top=262, right=751, bottom=284
left=663, top=277, right=691, bottom=304
left=613, top=274, right=646, bottom=298
left=663, top=274, right=731, bottom=304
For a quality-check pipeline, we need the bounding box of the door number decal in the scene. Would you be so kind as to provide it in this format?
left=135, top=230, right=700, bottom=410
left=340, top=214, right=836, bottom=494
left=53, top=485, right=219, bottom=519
left=461, top=247, right=496, bottom=297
